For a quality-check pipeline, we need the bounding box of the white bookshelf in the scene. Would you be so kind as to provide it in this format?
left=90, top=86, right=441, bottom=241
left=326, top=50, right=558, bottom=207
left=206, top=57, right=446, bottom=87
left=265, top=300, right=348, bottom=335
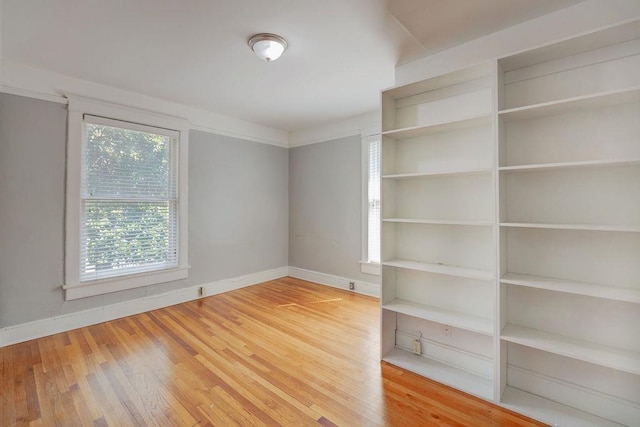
left=381, top=19, right=640, bottom=427
left=495, top=19, right=640, bottom=426
left=381, top=62, right=496, bottom=400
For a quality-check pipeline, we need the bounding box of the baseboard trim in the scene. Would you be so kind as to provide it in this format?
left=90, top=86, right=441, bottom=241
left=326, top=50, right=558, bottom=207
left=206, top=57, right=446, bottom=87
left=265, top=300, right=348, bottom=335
left=0, top=266, right=289, bottom=348
left=288, top=266, right=380, bottom=297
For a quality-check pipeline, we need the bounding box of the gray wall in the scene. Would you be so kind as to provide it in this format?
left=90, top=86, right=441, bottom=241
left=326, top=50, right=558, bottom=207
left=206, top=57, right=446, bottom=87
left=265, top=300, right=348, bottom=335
left=289, top=136, right=380, bottom=285
left=0, top=93, right=288, bottom=327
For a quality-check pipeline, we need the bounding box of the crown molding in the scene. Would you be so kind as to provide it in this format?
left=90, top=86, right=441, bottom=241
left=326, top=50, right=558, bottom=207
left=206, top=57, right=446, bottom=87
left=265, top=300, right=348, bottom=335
left=0, top=62, right=289, bottom=147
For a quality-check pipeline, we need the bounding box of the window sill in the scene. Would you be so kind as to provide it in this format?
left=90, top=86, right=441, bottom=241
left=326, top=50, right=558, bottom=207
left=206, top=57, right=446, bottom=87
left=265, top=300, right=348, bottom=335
left=64, top=267, right=189, bottom=300
left=360, top=261, right=381, bottom=276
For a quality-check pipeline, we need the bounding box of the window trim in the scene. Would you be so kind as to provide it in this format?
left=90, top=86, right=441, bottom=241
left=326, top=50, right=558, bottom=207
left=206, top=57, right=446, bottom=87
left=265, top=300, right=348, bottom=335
left=361, top=130, right=381, bottom=276
left=64, top=95, right=190, bottom=300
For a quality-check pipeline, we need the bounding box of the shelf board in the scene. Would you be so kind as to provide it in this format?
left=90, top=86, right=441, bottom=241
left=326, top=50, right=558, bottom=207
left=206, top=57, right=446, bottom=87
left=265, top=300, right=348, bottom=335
left=383, top=63, right=492, bottom=99
left=500, top=386, right=624, bottom=427
left=501, top=272, right=640, bottom=304
left=383, top=299, right=493, bottom=335
left=383, top=348, right=494, bottom=400
left=500, top=222, right=640, bottom=233
left=383, top=218, right=493, bottom=226
left=382, top=259, right=494, bottom=281
left=382, top=168, right=492, bottom=179
left=499, top=158, right=640, bottom=172
left=382, top=115, right=491, bottom=139
left=501, top=324, right=640, bottom=376
left=498, top=86, right=640, bottom=121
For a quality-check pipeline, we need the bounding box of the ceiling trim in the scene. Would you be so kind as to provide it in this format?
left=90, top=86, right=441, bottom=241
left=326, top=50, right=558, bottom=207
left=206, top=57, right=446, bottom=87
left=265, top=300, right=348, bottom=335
left=0, top=62, right=290, bottom=147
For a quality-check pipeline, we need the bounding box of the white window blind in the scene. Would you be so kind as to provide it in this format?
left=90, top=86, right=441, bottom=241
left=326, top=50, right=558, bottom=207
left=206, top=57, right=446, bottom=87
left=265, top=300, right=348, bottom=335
left=367, top=138, right=381, bottom=263
left=80, top=115, right=179, bottom=281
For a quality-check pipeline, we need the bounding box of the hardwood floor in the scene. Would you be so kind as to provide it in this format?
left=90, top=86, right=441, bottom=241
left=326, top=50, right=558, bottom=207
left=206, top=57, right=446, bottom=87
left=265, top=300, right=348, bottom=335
left=1, top=277, right=546, bottom=426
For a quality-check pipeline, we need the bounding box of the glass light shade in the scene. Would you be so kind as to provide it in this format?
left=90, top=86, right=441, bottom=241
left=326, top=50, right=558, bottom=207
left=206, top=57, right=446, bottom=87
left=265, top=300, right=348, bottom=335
left=248, top=34, right=287, bottom=62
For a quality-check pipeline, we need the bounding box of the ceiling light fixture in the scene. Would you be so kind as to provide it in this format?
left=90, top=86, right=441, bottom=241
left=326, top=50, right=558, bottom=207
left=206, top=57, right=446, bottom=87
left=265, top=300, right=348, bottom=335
left=248, top=33, right=288, bottom=62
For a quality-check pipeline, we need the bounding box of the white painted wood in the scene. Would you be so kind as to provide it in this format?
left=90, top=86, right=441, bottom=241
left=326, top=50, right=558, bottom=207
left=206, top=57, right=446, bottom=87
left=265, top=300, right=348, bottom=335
left=501, top=386, right=626, bottom=427
left=500, top=158, right=640, bottom=171
left=501, top=272, right=640, bottom=304
left=506, top=227, right=640, bottom=289
left=506, top=343, right=640, bottom=416
left=381, top=115, right=491, bottom=139
left=396, top=313, right=494, bottom=359
left=500, top=223, right=640, bottom=233
left=395, top=88, right=492, bottom=130
left=502, top=324, right=640, bottom=375
left=383, top=175, right=494, bottom=221
left=506, top=366, right=640, bottom=426
left=382, top=348, right=494, bottom=400
left=507, top=286, right=640, bottom=353
left=383, top=218, right=493, bottom=226
left=396, top=330, right=493, bottom=379
left=495, top=20, right=640, bottom=426
left=391, top=223, right=494, bottom=271
left=499, top=86, right=640, bottom=121
left=381, top=62, right=496, bottom=405
left=383, top=300, right=493, bottom=335
left=499, top=19, right=640, bottom=72
left=382, top=169, right=491, bottom=179
left=392, top=269, right=494, bottom=320
left=501, top=100, right=640, bottom=167
left=384, top=62, right=493, bottom=100
left=382, top=260, right=493, bottom=281
left=383, top=122, right=493, bottom=176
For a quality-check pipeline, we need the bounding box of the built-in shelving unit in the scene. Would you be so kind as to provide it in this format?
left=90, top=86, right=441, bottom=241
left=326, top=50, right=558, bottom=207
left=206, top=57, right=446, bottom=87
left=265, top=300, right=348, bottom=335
left=381, top=62, right=496, bottom=401
left=495, top=19, right=640, bottom=426
left=381, top=19, right=640, bottom=427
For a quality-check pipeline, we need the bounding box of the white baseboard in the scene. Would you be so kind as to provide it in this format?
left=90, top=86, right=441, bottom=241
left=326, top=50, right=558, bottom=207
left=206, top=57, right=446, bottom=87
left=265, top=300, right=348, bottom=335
left=0, top=266, right=288, bottom=348
left=288, top=266, right=380, bottom=297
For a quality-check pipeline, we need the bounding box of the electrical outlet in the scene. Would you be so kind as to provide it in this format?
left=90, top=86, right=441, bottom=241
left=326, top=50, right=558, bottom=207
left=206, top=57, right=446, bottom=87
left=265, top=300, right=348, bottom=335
left=349, top=281, right=355, bottom=290
left=443, top=325, right=451, bottom=337
left=412, top=339, right=421, bottom=355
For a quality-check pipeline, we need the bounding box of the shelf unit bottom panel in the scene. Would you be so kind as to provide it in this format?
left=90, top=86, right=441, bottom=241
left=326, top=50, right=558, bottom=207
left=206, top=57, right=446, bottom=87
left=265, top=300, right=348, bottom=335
left=382, top=348, right=493, bottom=400
left=500, top=386, right=624, bottom=427
left=501, top=324, right=640, bottom=375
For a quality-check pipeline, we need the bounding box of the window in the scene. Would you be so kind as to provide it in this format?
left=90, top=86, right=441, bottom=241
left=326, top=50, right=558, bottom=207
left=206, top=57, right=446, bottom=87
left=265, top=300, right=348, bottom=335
left=65, top=96, right=189, bottom=300
left=361, top=133, right=381, bottom=275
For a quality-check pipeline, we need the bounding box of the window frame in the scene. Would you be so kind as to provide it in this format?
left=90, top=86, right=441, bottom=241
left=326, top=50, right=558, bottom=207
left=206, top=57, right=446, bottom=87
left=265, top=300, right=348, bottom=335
left=360, top=131, right=381, bottom=276
left=64, top=95, right=189, bottom=300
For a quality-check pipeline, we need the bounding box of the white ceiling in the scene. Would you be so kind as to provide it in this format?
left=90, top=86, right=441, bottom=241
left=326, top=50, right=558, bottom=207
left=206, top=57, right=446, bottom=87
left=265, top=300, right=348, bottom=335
left=2, top=0, right=585, bottom=133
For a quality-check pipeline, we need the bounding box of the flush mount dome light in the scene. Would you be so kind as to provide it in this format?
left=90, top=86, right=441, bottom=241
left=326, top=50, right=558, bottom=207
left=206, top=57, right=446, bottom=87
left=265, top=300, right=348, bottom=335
left=248, top=33, right=288, bottom=62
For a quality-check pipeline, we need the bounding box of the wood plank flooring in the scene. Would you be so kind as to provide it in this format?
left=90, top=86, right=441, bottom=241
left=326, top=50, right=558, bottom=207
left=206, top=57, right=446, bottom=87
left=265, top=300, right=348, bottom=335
left=1, top=277, right=546, bottom=426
